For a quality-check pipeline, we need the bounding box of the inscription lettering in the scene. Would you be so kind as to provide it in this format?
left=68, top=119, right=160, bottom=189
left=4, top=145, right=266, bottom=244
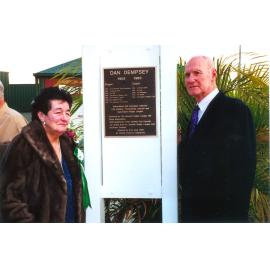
left=104, top=67, right=156, bottom=136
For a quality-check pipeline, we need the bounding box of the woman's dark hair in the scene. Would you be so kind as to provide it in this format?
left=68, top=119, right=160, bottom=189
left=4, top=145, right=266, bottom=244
left=31, top=87, right=73, bottom=121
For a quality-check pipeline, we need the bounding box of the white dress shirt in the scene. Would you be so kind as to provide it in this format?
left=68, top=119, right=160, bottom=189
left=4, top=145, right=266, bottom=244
left=197, top=88, right=219, bottom=122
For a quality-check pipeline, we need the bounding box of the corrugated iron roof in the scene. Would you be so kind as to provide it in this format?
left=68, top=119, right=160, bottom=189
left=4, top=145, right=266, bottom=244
left=33, top=58, right=82, bottom=78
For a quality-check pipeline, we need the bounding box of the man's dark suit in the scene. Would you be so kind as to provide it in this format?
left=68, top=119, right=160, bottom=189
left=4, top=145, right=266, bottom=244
left=179, top=92, right=256, bottom=222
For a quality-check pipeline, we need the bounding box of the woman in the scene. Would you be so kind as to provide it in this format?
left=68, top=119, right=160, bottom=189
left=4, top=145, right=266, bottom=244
left=1, top=87, right=85, bottom=222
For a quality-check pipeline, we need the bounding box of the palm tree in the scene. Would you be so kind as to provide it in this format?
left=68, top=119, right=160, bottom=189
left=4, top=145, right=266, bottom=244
left=51, top=59, right=83, bottom=115
left=177, top=52, right=269, bottom=222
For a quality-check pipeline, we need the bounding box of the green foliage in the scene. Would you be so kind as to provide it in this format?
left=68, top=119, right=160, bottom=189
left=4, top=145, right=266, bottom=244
left=249, top=189, right=270, bottom=222
left=177, top=59, right=196, bottom=133
left=52, top=61, right=83, bottom=115
left=177, top=52, right=270, bottom=222
left=105, top=199, right=162, bottom=223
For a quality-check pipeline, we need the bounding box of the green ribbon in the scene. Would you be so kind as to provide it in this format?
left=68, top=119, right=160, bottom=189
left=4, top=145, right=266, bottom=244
left=74, top=147, right=91, bottom=209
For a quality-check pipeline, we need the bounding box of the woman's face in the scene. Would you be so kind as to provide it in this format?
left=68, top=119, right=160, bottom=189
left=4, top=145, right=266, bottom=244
left=38, top=99, right=71, bottom=136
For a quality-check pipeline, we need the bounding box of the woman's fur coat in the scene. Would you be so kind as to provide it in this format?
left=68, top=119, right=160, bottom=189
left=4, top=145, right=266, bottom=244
left=1, top=120, right=85, bottom=222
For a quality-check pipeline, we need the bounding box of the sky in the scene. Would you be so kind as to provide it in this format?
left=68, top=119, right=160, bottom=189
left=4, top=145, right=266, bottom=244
left=0, top=0, right=268, bottom=84
left=0, top=1, right=269, bottom=268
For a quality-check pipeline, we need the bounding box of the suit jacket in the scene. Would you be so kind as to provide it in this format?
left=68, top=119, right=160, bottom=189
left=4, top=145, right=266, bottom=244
left=179, top=92, right=256, bottom=222
left=0, top=120, right=85, bottom=222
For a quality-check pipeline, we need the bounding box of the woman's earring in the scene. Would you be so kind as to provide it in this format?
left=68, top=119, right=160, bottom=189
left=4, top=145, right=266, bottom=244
left=43, top=121, right=46, bottom=126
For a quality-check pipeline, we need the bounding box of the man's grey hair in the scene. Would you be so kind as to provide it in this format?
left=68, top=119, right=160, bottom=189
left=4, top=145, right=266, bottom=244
left=0, top=80, right=4, bottom=98
left=187, top=55, right=215, bottom=69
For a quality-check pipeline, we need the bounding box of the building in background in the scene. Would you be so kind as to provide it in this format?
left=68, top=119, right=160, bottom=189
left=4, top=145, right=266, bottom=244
left=0, top=58, right=82, bottom=119
left=33, top=58, right=82, bottom=90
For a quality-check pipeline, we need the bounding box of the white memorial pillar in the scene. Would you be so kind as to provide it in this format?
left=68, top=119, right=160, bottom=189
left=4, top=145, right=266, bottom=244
left=83, top=45, right=178, bottom=222
left=160, top=46, right=179, bottom=222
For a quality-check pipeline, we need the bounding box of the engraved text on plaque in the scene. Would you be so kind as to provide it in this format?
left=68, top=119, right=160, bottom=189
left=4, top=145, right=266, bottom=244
left=104, top=67, right=156, bottom=136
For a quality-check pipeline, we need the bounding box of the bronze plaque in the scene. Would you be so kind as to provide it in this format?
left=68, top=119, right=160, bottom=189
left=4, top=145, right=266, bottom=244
left=104, top=67, right=156, bottom=136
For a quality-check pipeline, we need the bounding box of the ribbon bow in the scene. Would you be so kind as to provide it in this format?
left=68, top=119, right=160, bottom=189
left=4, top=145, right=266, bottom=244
left=74, top=147, right=91, bottom=209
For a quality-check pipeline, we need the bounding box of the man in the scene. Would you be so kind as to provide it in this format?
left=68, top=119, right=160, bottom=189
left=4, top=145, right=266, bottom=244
left=179, top=56, right=256, bottom=222
left=0, top=80, right=27, bottom=144
left=0, top=80, right=27, bottom=222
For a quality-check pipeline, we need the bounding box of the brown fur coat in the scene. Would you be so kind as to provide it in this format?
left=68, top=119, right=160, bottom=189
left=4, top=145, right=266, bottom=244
left=1, top=120, right=85, bottom=222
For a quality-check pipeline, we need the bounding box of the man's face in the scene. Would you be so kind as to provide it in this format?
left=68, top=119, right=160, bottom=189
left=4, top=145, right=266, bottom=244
left=184, top=57, right=216, bottom=102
